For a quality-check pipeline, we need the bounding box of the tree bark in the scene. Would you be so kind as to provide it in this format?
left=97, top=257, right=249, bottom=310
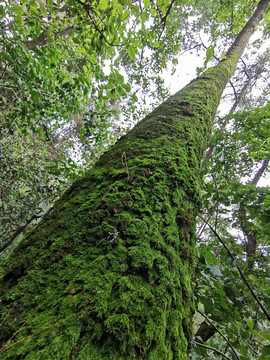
left=0, top=0, right=269, bottom=358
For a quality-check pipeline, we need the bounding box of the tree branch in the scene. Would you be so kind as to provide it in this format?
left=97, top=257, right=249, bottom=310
left=252, top=159, right=269, bottom=186
left=74, top=0, right=121, bottom=47
left=192, top=340, right=233, bottom=360
left=196, top=309, right=240, bottom=360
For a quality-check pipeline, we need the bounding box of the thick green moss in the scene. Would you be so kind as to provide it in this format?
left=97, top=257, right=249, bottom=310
left=0, top=55, right=236, bottom=359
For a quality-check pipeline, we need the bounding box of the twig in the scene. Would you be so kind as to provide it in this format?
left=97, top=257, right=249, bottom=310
left=0, top=330, right=42, bottom=354
left=0, top=304, right=16, bottom=327
left=240, top=58, right=250, bottom=79
left=75, top=0, right=121, bottom=47
left=0, top=63, right=7, bottom=81
left=229, top=80, right=237, bottom=101
left=192, top=340, right=233, bottom=360
left=196, top=309, right=240, bottom=360
left=0, top=307, right=40, bottom=353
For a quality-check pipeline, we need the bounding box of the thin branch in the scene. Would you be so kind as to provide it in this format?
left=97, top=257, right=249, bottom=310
left=196, top=309, right=240, bottom=360
left=178, top=44, right=202, bottom=58
left=199, top=216, right=270, bottom=323
left=192, top=340, right=233, bottom=360
left=0, top=304, right=16, bottom=328
left=0, top=308, right=40, bottom=353
left=161, top=0, right=176, bottom=24
left=75, top=0, right=121, bottom=47
left=240, top=57, right=250, bottom=79
left=0, top=63, right=7, bottom=80
left=229, top=80, right=237, bottom=101
left=0, top=330, right=42, bottom=354
left=158, top=0, right=175, bottom=41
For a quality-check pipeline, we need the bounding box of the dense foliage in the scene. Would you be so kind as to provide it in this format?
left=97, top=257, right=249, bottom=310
left=0, top=0, right=269, bottom=359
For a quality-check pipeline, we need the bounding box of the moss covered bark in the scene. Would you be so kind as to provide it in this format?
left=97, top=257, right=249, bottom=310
left=0, top=1, right=269, bottom=358
left=0, top=75, right=222, bottom=360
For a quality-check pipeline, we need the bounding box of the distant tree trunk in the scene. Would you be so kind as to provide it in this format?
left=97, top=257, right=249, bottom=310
left=0, top=0, right=269, bottom=358
left=239, top=159, right=269, bottom=270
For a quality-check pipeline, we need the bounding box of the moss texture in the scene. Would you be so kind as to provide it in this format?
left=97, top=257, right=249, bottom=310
left=0, top=58, right=236, bottom=359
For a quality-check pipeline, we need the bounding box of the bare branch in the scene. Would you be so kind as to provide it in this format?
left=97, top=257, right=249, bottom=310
left=196, top=309, right=240, bottom=360
left=192, top=340, right=233, bottom=360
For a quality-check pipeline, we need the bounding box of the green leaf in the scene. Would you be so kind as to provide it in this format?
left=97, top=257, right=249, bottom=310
left=122, top=9, right=130, bottom=21
left=207, top=264, right=222, bottom=277
left=144, top=0, right=150, bottom=8
left=245, top=318, right=253, bottom=330
left=260, top=331, right=270, bottom=341
left=27, top=19, right=36, bottom=27
left=30, top=90, right=40, bottom=101
left=11, top=5, right=24, bottom=15
left=106, top=89, right=116, bottom=98
left=123, top=83, right=131, bottom=92
left=1, top=52, right=12, bottom=63
left=40, top=5, right=47, bottom=17
left=259, top=345, right=270, bottom=360
left=118, top=0, right=129, bottom=5
left=0, top=5, right=5, bottom=18
left=141, top=11, right=149, bottom=21
left=116, top=86, right=125, bottom=96
left=15, top=15, right=24, bottom=26
left=205, top=251, right=219, bottom=265
left=206, top=46, right=215, bottom=59
left=204, top=45, right=215, bottom=66
left=128, top=46, right=136, bottom=61
left=116, top=72, right=124, bottom=84
left=100, top=0, right=109, bottom=10
left=47, top=0, right=54, bottom=11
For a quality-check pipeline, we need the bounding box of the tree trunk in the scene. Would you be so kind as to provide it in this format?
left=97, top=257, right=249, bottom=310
left=0, top=0, right=269, bottom=358
left=239, top=160, right=269, bottom=270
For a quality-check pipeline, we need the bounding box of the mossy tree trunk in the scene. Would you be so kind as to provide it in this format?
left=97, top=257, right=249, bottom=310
left=0, top=1, right=269, bottom=359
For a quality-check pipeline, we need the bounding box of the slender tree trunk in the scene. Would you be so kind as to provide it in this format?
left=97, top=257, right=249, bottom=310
left=239, top=160, right=269, bottom=269
left=0, top=0, right=269, bottom=358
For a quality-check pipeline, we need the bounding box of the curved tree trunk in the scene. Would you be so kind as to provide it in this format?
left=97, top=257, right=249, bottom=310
left=0, top=1, right=269, bottom=358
